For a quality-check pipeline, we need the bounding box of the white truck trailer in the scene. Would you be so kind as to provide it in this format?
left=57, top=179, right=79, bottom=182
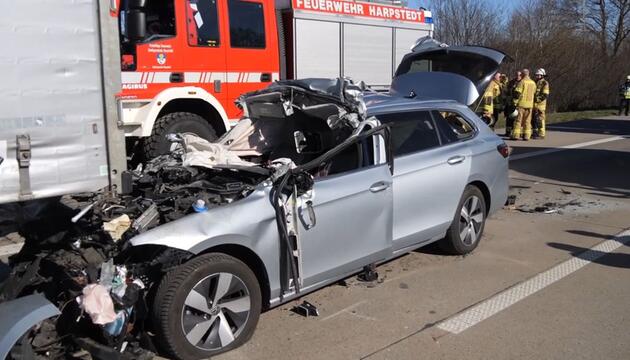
left=0, top=0, right=124, bottom=204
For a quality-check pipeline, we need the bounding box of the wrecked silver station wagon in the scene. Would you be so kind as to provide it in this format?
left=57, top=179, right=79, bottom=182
left=0, top=40, right=510, bottom=360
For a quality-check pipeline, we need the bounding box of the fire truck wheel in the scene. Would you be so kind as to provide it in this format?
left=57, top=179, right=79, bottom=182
left=144, top=112, right=218, bottom=159
left=152, top=253, right=262, bottom=360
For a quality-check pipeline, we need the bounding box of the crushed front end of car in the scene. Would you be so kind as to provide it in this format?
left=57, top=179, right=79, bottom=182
left=0, top=78, right=373, bottom=359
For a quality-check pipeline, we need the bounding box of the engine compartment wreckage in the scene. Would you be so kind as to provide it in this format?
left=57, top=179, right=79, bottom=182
left=0, top=78, right=389, bottom=359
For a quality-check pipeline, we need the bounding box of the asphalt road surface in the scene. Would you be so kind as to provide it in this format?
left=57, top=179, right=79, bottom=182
left=215, top=116, right=630, bottom=360
left=1, top=116, right=629, bottom=360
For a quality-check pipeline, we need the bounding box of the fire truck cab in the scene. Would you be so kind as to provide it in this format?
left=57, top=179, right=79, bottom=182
left=117, top=0, right=433, bottom=158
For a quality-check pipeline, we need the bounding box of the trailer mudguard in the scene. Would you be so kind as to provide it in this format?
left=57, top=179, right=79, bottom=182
left=0, top=294, right=60, bottom=359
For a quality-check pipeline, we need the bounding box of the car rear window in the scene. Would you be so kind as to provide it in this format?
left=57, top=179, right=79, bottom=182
left=375, top=111, right=440, bottom=156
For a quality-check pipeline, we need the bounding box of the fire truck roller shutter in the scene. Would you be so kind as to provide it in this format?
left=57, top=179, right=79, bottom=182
left=295, top=19, right=341, bottom=78
left=343, top=24, right=392, bottom=86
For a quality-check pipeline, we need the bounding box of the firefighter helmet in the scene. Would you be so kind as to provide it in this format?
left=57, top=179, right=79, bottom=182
left=535, top=68, right=546, bottom=76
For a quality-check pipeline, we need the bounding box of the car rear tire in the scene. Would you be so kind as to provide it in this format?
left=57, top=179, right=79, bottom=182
left=439, top=185, right=487, bottom=255
left=152, top=253, right=261, bottom=360
left=143, top=112, right=218, bottom=159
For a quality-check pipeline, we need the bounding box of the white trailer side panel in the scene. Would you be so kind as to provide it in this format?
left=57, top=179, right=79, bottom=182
left=343, top=24, right=393, bottom=86
left=295, top=19, right=341, bottom=78
left=0, top=0, right=111, bottom=203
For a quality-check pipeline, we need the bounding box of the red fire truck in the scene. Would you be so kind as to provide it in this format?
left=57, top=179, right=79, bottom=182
left=117, top=0, right=433, bottom=158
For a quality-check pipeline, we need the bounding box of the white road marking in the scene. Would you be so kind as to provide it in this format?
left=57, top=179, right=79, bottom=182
left=546, top=126, right=607, bottom=131
left=510, top=135, right=627, bottom=161
left=0, top=243, right=23, bottom=257
left=322, top=300, right=368, bottom=321
left=437, top=229, right=630, bottom=334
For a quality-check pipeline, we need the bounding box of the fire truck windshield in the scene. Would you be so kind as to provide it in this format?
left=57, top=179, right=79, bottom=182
left=120, top=0, right=176, bottom=44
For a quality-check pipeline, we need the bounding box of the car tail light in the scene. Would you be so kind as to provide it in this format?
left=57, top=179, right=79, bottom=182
left=497, top=142, right=510, bottom=158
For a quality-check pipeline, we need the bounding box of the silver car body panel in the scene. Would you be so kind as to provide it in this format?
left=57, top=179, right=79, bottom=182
left=298, top=164, right=393, bottom=287
left=366, top=96, right=508, bottom=251
left=0, top=294, right=61, bottom=359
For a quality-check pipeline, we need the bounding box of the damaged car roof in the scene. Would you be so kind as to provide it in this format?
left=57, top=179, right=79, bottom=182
left=238, top=77, right=368, bottom=119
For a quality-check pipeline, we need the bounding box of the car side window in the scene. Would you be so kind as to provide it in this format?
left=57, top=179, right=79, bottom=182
left=376, top=111, right=440, bottom=157
left=228, top=0, right=266, bottom=49
left=432, top=111, right=475, bottom=141
left=187, top=0, right=220, bottom=47
left=309, top=135, right=376, bottom=179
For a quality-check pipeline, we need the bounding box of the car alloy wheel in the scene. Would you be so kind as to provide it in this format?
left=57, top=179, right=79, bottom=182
left=459, top=195, right=484, bottom=246
left=181, top=272, right=251, bottom=351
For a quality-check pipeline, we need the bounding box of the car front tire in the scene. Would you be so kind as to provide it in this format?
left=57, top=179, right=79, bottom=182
left=440, top=185, right=487, bottom=255
left=152, top=253, right=261, bottom=360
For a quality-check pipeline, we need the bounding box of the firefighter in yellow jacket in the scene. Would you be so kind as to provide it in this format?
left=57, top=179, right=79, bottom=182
left=490, top=73, right=504, bottom=129
left=511, top=69, right=537, bottom=140
left=533, top=68, right=550, bottom=139
left=479, top=75, right=500, bottom=127
left=503, top=71, right=522, bottom=137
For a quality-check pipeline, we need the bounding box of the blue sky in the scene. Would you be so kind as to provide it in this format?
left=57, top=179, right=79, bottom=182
left=407, top=0, right=524, bottom=14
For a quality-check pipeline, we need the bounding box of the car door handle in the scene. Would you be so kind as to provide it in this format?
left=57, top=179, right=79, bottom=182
left=369, top=181, right=390, bottom=193
left=447, top=155, right=466, bottom=165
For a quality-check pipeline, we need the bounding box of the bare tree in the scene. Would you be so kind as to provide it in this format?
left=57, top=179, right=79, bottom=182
left=431, top=0, right=504, bottom=45
left=561, top=0, right=630, bottom=57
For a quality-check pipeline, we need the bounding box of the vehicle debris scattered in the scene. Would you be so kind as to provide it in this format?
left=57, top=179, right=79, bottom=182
left=357, top=264, right=379, bottom=282
left=291, top=301, right=320, bottom=317
left=504, top=195, right=517, bottom=210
